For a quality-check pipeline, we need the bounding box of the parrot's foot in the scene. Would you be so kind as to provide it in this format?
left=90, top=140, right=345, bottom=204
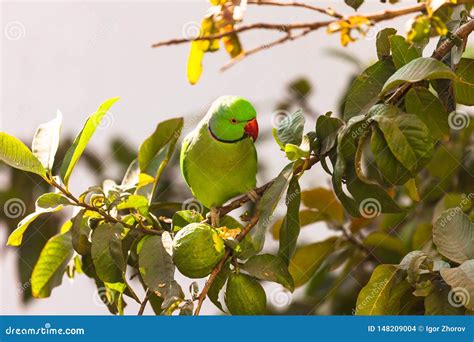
left=246, top=189, right=260, bottom=203
left=208, top=206, right=220, bottom=227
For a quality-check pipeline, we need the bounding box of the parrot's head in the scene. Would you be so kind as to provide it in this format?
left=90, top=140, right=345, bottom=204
left=208, top=96, right=259, bottom=143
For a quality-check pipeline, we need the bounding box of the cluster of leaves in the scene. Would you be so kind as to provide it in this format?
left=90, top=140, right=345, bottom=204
left=187, top=0, right=244, bottom=84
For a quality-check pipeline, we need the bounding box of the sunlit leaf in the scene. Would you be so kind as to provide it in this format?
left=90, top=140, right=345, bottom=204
left=0, top=132, right=46, bottom=177
left=60, top=98, right=119, bottom=186
left=32, top=111, right=62, bottom=172
left=31, top=232, right=74, bottom=298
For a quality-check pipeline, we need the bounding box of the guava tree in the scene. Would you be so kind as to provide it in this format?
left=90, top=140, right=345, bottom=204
left=1, top=0, right=473, bottom=315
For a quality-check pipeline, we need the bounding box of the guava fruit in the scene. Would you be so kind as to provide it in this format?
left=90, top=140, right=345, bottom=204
left=172, top=223, right=224, bottom=278
left=225, top=273, right=267, bottom=315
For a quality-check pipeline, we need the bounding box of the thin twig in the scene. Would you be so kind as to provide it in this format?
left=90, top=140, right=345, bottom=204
left=220, top=28, right=312, bottom=71
left=48, top=177, right=161, bottom=235
left=248, top=0, right=343, bottom=19
left=194, top=212, right=260, bottom=315
left=138, top=289, right=151, bottom=316
left=151, top=3, right=427, bottom=48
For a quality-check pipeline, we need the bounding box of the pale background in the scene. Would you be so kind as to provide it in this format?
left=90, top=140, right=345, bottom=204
left=1, top=0, right=433, bottom=314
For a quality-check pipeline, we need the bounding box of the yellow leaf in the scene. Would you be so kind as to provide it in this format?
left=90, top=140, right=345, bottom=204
left=187, top=41, right=205, bottom=85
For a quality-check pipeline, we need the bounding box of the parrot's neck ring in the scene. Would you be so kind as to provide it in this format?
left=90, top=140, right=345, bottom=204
left=208, top=125, right=246, bottom=144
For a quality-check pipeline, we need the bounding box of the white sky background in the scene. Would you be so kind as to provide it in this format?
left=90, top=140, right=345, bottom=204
left=1, top=1, right=434, bottom=314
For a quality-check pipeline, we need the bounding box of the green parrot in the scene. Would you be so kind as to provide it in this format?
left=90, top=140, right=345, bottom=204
left=180, top=96, right=259, bottom=226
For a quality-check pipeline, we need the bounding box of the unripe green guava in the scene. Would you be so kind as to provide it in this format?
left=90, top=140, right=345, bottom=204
left=225, top=273, right=267, bottom=315
left=172, top=223, right=224, bottom=278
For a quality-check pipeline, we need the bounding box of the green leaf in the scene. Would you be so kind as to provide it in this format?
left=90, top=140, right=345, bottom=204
left=32, top=111, right=62, bottom=172
left=172, top=210, right=204, bottom=232
left=433, top=209, right=474, bottom=264
left=376, top=28, right=397, bottom=60
left=315, top=113, right=344, bottom=155
left=36, top=193, right=73, bottom=208
left=6, top=193, right=71, bottom=246
left=355, top=264, right=410, bottom=315
left=250, top=163, right=293, bottom=254
left=364, top=232, right=407, bottom=263
left=289, top=237, right=337, bottom=288
left=275, top=110, right=305, bottom=146
left=374, top=113, right=434, bottom=173
left=425, top=279, right=465, bottom=315
left=116, top=195, right=149, bottom=212
left=137, top=118, right=183, bottom=201
left=91, top=222, right=125, bottom=283
left=343, top=59, right=396, bottom=121
left=300, top=187, right=344, bottom=223
left=71, top=210, right=92, bottom=255
left=398, top=250, right=433, bottom=285
left=405, top=87, right=449, bottom=140
left=389, top=35, right=421, bottom=69
left=0, top=132, right=46, bottom=177
left=278, top=177, right=301, bottom=265
left=344, top=0, right=363, bottom=10
left=440, top=260, right=474, bottom=310
left=454, top=58, right=474, bottom=105
left=60, top=98, right=119, bottom=186
left=31, top=232, right=74, bottom=298
left=284, top=143, right=310, bottom=161
left=370, top=126, right=411, bottom=185
left=138, top=118, right=183, bottom=172
left=381, top=57, right=457, bottom=95
left=243, top=254, right=294, bottom=291
left=138, top=234, right=175, bottom=291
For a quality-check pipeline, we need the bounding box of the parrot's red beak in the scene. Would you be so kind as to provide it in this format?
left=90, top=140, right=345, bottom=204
left=244, top=118, right=259, bottom=141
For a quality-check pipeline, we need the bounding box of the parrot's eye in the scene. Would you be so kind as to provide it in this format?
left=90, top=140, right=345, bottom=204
left=230, top=118, right=237, bottom=124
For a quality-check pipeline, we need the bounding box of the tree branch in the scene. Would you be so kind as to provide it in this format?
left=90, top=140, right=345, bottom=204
left=247, top=0, right=343, bottom=19
left=194, top=212, right=260, bottom=315
left=387, top=18, right=474, bottom=105
left=151, top=3, right=426, bottom=48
